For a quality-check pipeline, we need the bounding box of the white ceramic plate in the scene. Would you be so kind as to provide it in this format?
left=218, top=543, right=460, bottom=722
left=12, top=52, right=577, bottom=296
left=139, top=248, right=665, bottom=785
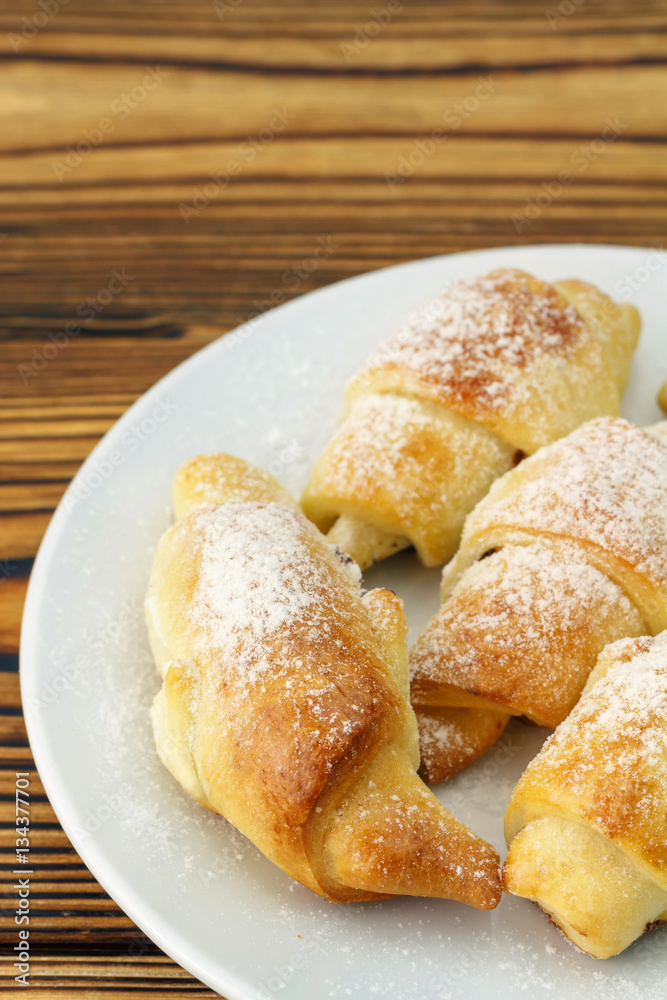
left=21, top=244, right=667, bottom=1000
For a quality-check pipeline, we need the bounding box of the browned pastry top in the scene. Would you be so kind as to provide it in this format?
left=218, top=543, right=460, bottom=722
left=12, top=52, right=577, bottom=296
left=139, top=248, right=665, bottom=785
left=358, top=268, right=584, bottom=416
left=149, top=493, right=502, bottom=906
left=410, top=541, right=644, bottom=727
left=346, top=269, right=639, bottom=455
left=442, top=417, right=667, bottom=632
left=510, top=633, right=667, bottom=877
left=151, top=501, right=406, bottom=833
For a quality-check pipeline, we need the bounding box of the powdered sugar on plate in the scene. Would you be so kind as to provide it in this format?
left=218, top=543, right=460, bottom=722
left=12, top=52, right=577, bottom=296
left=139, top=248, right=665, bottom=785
left=22, top=244, right=667, bottom=1000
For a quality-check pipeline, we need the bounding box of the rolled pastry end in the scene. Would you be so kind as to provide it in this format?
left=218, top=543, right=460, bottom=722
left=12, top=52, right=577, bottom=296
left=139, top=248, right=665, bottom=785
left=151, top=661, right=210, bottom=810
left=658, top=378, right=667, bottom=415
left=620, top=302, right=641, bottom=334
left=324, top=744, right=502, bottom=909
left=173, top=452, right=297, bottom=520
left=411, top=541, right=647, bottom=730
left=326, top=514, right=411, bottom=572
left=646, top=419, right=667, bottom=447
left=503, top=815, right=667, bottom=958
left=415, top=706, right=510, bottom=784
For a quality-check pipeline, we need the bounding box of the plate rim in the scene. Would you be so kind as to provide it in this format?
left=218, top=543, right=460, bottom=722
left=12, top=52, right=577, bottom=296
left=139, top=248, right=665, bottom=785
left=19, top=241, right=662, bottom=999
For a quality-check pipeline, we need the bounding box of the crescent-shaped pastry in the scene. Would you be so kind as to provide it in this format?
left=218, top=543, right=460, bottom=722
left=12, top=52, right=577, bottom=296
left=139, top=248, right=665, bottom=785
left=146, top=453, right=501, bottom=908
left=410, top=418, right=667, bottom=782
left=503, top=632, right=667, bottom=958
left=302, top=269, right=640, bottom=569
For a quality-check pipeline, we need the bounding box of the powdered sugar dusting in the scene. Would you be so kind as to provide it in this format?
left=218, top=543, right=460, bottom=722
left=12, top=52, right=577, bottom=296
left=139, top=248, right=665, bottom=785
left=32, top=246, right=667, bottom=1000
left=461, top=418, right=667, bottom=605
left=522, top=632, right=667, bottom=858
left=318, top=391, right=513, bottom=509
left=332, top=393, right=442, bottom=480
left=340, top=763, right=500, bottom=896
left=187, top=501, right=363, bottom=685
left=197, top=504, right=319, bottom=636
left=175, top=452, right=296, bottom=512
left=417, top=712, right=476, bottom=772
left=359, top=269, right=585, bottom=417
left=410, top=540, right=645, bottom=726
left=164, top=500, right=414, bottom=815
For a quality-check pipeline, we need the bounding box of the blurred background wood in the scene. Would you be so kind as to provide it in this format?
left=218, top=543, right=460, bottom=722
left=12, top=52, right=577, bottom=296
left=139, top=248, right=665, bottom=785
left=1, top=0, right=666, bottom=994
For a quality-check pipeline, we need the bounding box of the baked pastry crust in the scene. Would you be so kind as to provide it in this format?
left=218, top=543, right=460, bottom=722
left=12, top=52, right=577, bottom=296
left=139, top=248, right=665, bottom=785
left=503, top=632, right=667, bottom=958
left=659, top=378, right=667, bottom=415
left=416, top=705, right=509, bottom=785
left=440, top=417, right=667, bottom=633
left=302, top=269, right=640, bottom=568
left=146, top=453, right=502, bottom=908
left=410, top=418, right=667, bottom=781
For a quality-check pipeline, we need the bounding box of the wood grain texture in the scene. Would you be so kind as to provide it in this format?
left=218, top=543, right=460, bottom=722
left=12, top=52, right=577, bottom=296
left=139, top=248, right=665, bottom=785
left=1, top=0, right=666, bottom=995
left=0, top=574, right=28, bottom=653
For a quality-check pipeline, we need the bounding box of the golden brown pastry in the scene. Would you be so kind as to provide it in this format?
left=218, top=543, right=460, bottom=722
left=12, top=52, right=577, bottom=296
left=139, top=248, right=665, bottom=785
left=503, top=632, right=667, bottom=959
left=410, top=417, right=667, bottom=782
left=146, top=453, right=502, bottom=908
left=648, top=420, right=667, bottom=447
left=415, top=705, right=510, bottom=786
left=302, top=269, right=640, bottom=569
left=659, top=378, right=667, bottom=415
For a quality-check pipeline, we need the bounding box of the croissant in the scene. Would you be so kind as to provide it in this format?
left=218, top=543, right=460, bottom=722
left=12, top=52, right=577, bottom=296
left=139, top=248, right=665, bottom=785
left=301, top=268, right=640, bottom=569
left=145, top=453, right=502, bottom=908
left=410, top=417, right=667, bottom=783
left=503, top=632, right=667, bottom=958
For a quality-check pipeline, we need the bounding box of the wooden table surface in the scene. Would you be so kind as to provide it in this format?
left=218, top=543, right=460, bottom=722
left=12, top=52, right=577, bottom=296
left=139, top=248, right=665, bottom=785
left=1, top=0, right=666, bottom=995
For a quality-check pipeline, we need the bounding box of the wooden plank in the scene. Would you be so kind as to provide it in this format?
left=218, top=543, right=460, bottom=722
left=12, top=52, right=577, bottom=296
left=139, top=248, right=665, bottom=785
left=0, top=714, right=29, bottom=742
left=0, top=394, right=141, bottom=408
left=0, top=851, right=84, bottom=865
left=0, top=910, right=135, bottom=926
left=0, top=869, right=100, bottom=882
left=0, top=991, right=216, bottom=999
left=0, top=439, right=97, bottom=462
left=0, top=799, right=56, bottom=824
left=0, top=880, right=110, bottom=895
left=0, top=3, right=664, bottom=997
left=0, top=419, right=115, bottom=440
left=3, top=192, right=666, bottom=221
left=0, top=483, right=68, bottom=512
left=1, top=828, right=99, bottom=849
left=1, top=63, right=666, bottom=158
left=1, top=27, right=667, bottom=67
left=0, top=758, right=42, bottom=790
left=0, top=404, right=129, bottom=419
left=0, top=575, right=27, bottom=653
left=0, top=463, right=82, bottom=482
left=2, top=135, right=666, bottom=188
left=0, top=179, right=665, bottom=211
left=0, top=676, right=22, bottom=709
left=0, top=746, right=42, bottom=762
